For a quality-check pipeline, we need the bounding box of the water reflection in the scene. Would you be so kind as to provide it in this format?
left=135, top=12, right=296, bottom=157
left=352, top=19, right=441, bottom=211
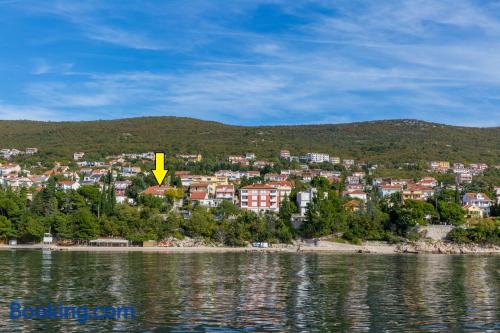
left=0, top=251, right=498, bottom=332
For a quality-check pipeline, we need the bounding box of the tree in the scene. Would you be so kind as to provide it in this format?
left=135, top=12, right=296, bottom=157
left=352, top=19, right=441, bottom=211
left=47, top=214, right=73, bottom=240
left=0, top=216, right=16, bottom=241
left=18, top=215, right=45, bottom=242
left=72, top=208, right=100, bottom=240
left=214, top=200, right=239, bottom=220
left=183, top=207, right=215, bottom=238
left=437, top=201, right=465, bottom=225
left=301, top=191, right=347, bottom=238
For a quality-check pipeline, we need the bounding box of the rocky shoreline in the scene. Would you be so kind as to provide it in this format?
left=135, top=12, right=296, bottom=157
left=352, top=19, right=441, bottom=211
left=396, top=240, right=500, bottom=254
left=2, top=239, right=498, bottom=255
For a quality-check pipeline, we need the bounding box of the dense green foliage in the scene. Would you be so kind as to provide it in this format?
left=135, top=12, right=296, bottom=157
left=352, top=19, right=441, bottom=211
left=0, top=117, right=499, bottom=165
left=447, top=220, right=500, bottom=245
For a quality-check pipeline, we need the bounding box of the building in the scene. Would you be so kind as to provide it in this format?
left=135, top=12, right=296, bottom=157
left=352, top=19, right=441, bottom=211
left=267, top=181, right=293, bottom=200
left=402, top=185, right=434, bottom=201
left=142, top=185, right=175, bottom=197
left=494, top=187, right=500, bottom=204
left=215, top=185, right=236, bottom=203
left=57, top=180, right=80, bottom=191
left=342, top=159, right=355, bottom=167
left=121, top=166, right=142, bottom=178
left=463, top=204, right=486, bottom=219
left=343, top=190, right=367, bottom=202
left=462, top=193, right=493, bottom=217
left=455, top=172, right=472, bottom=184
left=430, top=161, right=450, bottom=173
left=228, top=156, right=249, bottom=166
left=279, top=150, right=290, bottom=160
left=296, top=188, right=318, bottom=216
left=417, top=177, right=438, bottom=188
left=190, top=191, right=211, bottom=205
left=0, top=163, right=21, bottom=176
left=264, top=173, right=288, bottom=182
left=253, top=160, right=274, bottom=169
left=240, top=185, right=279, bottom=213
left=177, top=154, right=202, bottom=163
left=25, top=147, right=38, bottom=155
left=379, top=184, right=402, bottom=198
left=73, top=152, right=85, bottom=161
left=330, top=156, right=341, bottom=164
left=306, top=153, right=330, bottom=163
left=344, top=200, right=364, bottom=212
left=245, top=153, right=256, bottom=160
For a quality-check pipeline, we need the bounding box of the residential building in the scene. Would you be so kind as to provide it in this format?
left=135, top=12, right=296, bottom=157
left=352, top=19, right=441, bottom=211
left=343, top=190, right=367, bottom=202
left=177, top=154, right=202, bottom=163
left=253, top=160, right=274, bottom=169
left=296, top=188, right=317, bottom=216
left=228, top=156, right=249, bottom=166
left=329, top=156, right=341, bottom=164
left=462, top=193, right=493, bottom=217
left=245, top=153, right=256, bottom=160
left=279, top=150, right=290, bottom=160
left=264, top=173, right=288, bottom=182
left=215, top=185, right=236, bottom=203
left=267, top=181, right=293, bottom=200
left=456, top=172, right=472, bottom=184
left=344, top=200, right=363, bottom=212
left=240, top=185, right=280, bottom=213
left=25, top=147, right=38, bottom=155
left=402, top=185, right=434, bottom=201
left=121, top=166, right=142, bottom=178
left=379, top=184, right=402, bottom=198
left=342, top=159, right=355, bottom=167
left=417, top=177, right=438, bottom=188
left=0, top=163, right=21, bottom=176
left=190, top=191, right=210, bottom=205
left=73, top=152, right=85, bottom=161
left=57, top=180, right=80, bottom=191
left=306, top=152, right=330, bottom=163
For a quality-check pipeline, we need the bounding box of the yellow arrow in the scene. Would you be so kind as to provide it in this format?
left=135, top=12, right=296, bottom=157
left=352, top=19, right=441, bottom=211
left=152, top=152, right=168, bottom=185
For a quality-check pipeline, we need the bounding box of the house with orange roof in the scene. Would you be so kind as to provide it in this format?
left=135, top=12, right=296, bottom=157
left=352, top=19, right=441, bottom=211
left=267, top=180, right=293, bottom=199
left=57, top=180, right=80, bottom=191
left=402, top=185, right=434, bottom=201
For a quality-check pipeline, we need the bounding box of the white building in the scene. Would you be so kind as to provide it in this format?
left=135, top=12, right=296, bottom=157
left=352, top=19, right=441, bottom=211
left=306, top=153, right=330, bottom=163
left=73, top=152, right=85, bottom=161
left=296, top=188, right=318, bottom=216
left=456, top=172, right=472, bottom=184
left=462, top=193, right=493, bottom=217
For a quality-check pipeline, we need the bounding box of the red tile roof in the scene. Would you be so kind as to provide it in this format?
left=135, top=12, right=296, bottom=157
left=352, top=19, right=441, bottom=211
left=143, top=186, right=173, bottom=196
left=190, top=191, right=208, bottom=200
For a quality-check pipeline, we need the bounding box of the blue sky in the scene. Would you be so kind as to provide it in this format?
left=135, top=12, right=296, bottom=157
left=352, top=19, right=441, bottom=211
left=0, top=0, right=499, bottom=126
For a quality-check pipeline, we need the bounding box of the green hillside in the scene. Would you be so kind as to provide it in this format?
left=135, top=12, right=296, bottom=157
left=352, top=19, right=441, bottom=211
left=0, top=117, right=499, bottom=164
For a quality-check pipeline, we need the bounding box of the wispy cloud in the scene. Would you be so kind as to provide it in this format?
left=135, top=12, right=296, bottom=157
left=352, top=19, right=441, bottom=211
left=1, top=0, right=500, bottom=126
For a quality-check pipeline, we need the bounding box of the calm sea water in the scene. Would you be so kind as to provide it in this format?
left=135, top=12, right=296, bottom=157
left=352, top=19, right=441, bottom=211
left=0, top=251, right=498, bottom=332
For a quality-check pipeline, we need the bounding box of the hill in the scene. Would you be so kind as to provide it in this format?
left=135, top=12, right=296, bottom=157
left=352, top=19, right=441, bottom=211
left=0, top=117, right=498, bottom=165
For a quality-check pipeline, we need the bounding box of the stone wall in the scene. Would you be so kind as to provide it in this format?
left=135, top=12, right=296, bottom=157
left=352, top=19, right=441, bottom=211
left=417, top=225, right=455, bottom=241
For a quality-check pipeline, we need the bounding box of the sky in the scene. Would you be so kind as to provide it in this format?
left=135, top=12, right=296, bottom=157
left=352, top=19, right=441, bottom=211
left=0, top=0, right=500, bottom=126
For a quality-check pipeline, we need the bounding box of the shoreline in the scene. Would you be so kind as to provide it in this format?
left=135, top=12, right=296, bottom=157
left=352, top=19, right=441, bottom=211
left=1, top=240, right=499, bottom=255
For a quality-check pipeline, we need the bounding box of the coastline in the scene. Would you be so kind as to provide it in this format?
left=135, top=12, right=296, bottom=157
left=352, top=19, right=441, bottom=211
left=1, top=240, right=499, bottom=255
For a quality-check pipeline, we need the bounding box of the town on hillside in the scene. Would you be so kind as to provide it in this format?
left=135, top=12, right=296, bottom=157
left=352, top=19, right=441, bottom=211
left=0, top=147, right=499, bottom=246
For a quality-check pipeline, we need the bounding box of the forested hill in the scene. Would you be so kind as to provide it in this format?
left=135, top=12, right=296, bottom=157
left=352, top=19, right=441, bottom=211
left=0, top=117, right=499, bottom=164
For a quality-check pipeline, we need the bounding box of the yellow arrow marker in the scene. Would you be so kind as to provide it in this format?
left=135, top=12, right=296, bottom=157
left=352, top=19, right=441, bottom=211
left=152, top=152, right=168, bottom=185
